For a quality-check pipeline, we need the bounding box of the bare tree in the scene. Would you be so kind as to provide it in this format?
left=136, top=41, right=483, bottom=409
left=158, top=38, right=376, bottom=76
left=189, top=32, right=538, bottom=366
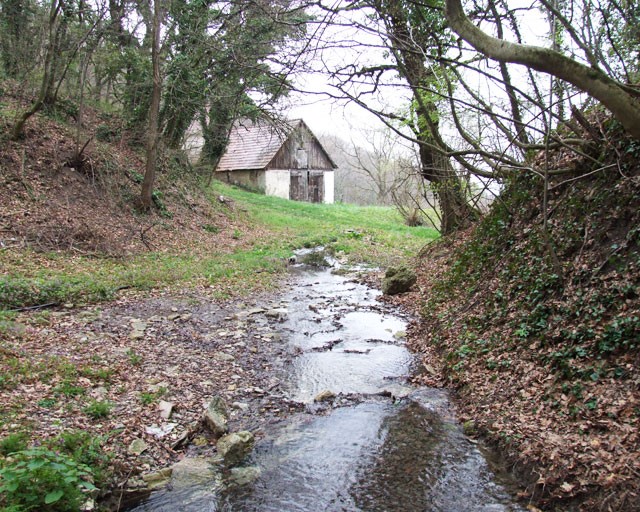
left=444, top=0, right=640, bottom=140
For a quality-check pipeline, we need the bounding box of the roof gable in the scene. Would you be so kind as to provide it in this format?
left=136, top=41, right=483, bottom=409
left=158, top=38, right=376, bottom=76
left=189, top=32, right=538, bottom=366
left=216, top=118, right=336, bottom=172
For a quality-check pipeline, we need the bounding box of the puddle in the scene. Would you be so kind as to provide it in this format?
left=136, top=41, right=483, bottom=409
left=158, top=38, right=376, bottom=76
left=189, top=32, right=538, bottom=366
left=129, top=259, right=525, bottom=511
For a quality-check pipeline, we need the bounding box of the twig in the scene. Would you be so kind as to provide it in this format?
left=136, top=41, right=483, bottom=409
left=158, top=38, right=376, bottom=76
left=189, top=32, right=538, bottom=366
left=140, top=223, right=157, bottom=251
left=10, top=302, right=59, bottom=312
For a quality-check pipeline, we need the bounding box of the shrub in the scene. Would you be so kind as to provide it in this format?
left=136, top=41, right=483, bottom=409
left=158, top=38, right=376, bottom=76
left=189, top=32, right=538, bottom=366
left=0, top=447, right=96, bottom=511
left=83, top=400, right=112, bottom=419
left=0, top=433, right=29, bottom=456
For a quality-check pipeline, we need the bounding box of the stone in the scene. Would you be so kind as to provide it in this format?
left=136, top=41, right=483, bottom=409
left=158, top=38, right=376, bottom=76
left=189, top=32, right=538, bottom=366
left=314, top=390, right=336, bottom=402
left=142, top=468, right=173, bottom=490
left=382, top=266, right=417, bottom=295
left=170, top=457, right=222, bottom=488
left=203, top=396, right=229, bottom=437
left=381, top=384, right=413, bottom=400
left=231, top=402, right=249, bottom=412
left=158, top=400, right=173, bottom=419
left=228, top=466, right=261, bottom=487
left=145, top=423, right=177, bottom=438
left=265, top=308, right=288, bottom=320
left=130, top=319, right=147, bottom=330
left=216, top=431, right=255, bottom=467
left=213, top=351, right=235, bottom=362
left=127, top=438, right=148, bottom=455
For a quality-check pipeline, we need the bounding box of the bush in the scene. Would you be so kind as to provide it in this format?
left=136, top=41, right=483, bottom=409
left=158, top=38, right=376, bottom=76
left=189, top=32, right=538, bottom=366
left=0, top=433, right=29, bottom=456
left=0, top=447, right=96, bottom=511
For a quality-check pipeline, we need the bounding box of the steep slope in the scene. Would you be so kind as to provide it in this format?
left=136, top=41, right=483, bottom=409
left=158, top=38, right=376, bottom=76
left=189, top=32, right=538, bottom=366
left=0, top=88, right=245, bottom=258
left=405, top=118, right=640, bottom=510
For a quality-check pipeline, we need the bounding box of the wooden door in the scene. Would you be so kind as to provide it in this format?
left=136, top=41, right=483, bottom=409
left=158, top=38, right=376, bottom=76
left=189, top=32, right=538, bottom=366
left=290, top=170, right=307, bottom=201
left=308, top=172, right=324, bottom=203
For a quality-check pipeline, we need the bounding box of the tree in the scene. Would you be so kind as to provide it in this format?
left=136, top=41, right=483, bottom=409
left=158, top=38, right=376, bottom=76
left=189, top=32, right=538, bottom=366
left=0, top=0, right=36, bottom=77
left=444, top=0, right=640, bottom=140
left=140, top=0, right=163, bottom=210
left=9, top=0, right=103, bottom=140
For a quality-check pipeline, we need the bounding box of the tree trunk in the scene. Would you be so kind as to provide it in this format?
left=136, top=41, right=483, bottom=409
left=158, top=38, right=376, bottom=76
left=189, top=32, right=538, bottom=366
left=444, top=0, right=640, bottom=140
left=376, top=0, right=478, bottom=234
left=10, top=0, right=60, bottom=140
left=141, top=0, right=162, bottom=210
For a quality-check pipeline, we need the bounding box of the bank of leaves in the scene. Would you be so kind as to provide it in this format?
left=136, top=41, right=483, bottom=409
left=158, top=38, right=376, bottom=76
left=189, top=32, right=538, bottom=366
left=411, top=118, right=640, bottom=511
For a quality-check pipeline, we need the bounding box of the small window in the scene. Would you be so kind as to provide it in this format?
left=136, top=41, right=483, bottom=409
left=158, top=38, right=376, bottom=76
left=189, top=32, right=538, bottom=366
left=296, top=148, right=308, bottom=169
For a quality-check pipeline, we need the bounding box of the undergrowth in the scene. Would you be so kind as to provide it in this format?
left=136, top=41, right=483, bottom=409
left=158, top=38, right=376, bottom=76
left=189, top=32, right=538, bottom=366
left=415, top=119, right=640, bottom=509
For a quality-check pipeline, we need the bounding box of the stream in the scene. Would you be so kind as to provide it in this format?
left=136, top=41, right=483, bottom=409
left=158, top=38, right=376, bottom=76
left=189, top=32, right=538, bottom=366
left=130, top=258, right=525, bottom=511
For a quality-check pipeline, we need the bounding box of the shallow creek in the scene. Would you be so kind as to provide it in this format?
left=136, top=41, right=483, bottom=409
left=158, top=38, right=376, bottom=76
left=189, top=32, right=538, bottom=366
left=131, top=262, right=525, bottom=511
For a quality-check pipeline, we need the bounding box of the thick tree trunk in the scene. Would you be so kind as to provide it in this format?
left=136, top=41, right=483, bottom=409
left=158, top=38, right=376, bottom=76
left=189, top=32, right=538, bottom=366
left=377, top=0, right=478, bottom=234
left=444, top=0, right=640, bottom=140
left=141, top=0, right=162, bottom=210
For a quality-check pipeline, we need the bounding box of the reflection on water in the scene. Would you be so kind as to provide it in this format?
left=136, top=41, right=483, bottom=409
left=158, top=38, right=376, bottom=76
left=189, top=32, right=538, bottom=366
left=129, top=264, right=525, bottom=511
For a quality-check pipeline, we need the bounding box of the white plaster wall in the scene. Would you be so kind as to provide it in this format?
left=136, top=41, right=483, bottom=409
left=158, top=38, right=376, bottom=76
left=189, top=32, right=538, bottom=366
left=183, top=120, right=204, bottom=164
left=265, top=169, right=291, bottom=200
left=323, top=170, right=335, bottom=204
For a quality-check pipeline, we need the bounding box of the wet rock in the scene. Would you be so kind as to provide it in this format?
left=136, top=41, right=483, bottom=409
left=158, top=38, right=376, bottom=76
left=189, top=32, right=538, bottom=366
left=381, top=384, right=413, bottom=400
left=382, top=266, right=417, bottom=295
left=299, top=250, right=332, bottom=267
left=265, top=308, right=288, bottom=321
left=170, top=457, right=222, bottom=488
left=228, top=466, right=261, bottom=487
left=217, top=431, right=255, bottom=467
left=127, top=438, right=148, bottom=455
left=314, top=390, right=336, bottom=402
left=203, top=396, right=229, bottom=437
left=142, top=467, right=173, bottom=490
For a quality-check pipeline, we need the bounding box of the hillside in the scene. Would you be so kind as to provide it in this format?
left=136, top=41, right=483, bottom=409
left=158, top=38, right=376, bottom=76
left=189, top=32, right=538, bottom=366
left=0, top=88, right=250, bottom=258
left=399, top=117, right=640, bottom=510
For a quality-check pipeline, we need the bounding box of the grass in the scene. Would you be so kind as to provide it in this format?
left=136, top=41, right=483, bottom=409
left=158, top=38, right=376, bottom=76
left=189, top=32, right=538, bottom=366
left=0, top=180, right=438, bottom=310
left=207, top=180, right=439, bottom=265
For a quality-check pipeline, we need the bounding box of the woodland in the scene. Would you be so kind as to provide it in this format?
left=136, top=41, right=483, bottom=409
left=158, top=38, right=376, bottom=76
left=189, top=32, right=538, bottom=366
left=1, top=0, right=639, bottom=510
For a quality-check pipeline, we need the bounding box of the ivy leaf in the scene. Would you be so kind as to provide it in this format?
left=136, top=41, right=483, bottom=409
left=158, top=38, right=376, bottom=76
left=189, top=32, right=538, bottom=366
left=45, top=489, right=64, bottom=504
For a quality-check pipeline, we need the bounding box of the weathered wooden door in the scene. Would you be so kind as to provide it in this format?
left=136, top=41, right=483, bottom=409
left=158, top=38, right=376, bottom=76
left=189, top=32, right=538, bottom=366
left=308, top=171, right=324, bottom=203
left=290, top=170, right=307, bottom=201
left=290, top=170, right=324, bottom=203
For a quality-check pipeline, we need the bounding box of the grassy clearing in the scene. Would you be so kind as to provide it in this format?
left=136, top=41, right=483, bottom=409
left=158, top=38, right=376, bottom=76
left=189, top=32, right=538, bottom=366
left=208, top=180, right=438, bottom=264
left=1, top=181, right=438, bottom=310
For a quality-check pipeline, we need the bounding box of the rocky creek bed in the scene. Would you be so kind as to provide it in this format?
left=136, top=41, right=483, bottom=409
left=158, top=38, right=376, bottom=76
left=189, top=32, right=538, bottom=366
left=1, top=256, right=529, bottom=511
left=123, top=259, right=527, bottom=511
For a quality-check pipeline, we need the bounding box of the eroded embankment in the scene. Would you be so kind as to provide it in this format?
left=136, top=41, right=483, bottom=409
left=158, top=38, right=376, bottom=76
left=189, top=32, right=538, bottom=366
left=396, top=134, right=640, bottom=511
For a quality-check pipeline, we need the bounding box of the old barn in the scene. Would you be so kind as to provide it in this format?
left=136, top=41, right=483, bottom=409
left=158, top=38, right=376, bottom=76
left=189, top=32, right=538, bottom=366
left=214, top=118, right=337, bottom=204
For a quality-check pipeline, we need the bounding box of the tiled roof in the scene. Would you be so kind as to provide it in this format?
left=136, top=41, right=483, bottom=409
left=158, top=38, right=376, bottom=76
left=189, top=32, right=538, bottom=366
left=216, top=118, right=299, bottom=172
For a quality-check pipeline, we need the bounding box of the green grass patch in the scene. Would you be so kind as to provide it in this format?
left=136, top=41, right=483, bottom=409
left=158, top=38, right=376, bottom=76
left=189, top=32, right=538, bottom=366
left=207, top=181, right=439, bottom=265
left=0, top=181, right=438, bottom=311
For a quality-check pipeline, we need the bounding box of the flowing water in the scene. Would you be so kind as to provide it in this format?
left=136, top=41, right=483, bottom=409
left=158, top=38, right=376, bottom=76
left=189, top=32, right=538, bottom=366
left=130, top=260, right=525, bottom=511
